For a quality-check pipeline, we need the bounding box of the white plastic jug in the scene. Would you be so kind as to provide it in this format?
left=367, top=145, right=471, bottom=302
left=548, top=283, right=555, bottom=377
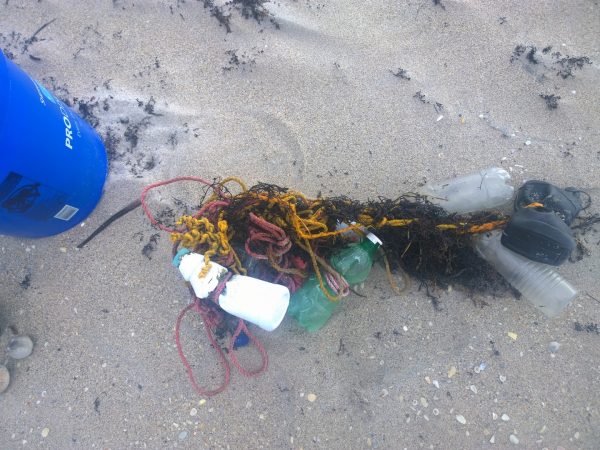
left=176, top=251, right=290, bottom=331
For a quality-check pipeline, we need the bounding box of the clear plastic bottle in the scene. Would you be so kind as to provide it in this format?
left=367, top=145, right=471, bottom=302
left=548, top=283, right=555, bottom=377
left=419, top=167, right=514, bottom=214
left=287, top=233, right=382, bottom=331
left=173, top=250, right=290, bottom=332
left=473, top=231, right=577, bottom=317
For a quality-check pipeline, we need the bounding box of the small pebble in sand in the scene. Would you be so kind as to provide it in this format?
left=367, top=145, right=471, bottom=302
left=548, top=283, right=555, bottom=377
left=490, top=434, right=495, bottom=444
left=420, top=397, right=428, bottom=407
left=548, top=342, right=560, bottom=353
left=7, top=335, right=34, bottom=360
left=509, top=434, right=519, bottom=444
left=448, top=366, right=457, bottom=378
left=41, top=428, right=49, bottom=438
left=469, top=385, right=478, bottom=394
left=0, top=365, right=10, bottom=393
left=432, top=380, right=440, bottom=389
left=190, top=408, right=198, bottom=416
left=307, top=393, right=317, bottom=402
left=178, top=431, right=188, bottom=441
left=492, top=412, right=498, bottom=420
left=59, top=247, right=67, bottom=253
left=502, top=414, right=510, bottom=421
left=199, top=399, right=206, bottom=406
left=525, top=140, right=531, bottom=146
left=507, top=332, right=518, bottom=341
left=455, top=415, right=466, bottom=424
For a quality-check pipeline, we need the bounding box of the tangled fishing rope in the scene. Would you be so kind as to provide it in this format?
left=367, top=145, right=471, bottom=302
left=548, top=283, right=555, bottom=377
left=141, top=176, right=511, bottom=395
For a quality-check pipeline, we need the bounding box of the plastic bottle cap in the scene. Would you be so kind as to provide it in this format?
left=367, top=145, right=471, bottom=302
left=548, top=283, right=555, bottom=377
left=366, top=232, right=382, bottom=246
left=172, top=248, right=191, bottom=267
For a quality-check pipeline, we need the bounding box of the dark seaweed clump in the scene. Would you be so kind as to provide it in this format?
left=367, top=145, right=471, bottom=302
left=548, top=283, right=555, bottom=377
left=202, top=0, right=279, bottom=33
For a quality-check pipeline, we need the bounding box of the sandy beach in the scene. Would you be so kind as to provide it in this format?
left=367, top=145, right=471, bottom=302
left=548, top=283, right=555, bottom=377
left=1, top=0, right=599, bottom=448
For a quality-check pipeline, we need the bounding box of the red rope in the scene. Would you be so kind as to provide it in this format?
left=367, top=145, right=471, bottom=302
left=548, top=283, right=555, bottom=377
left=246, top=212, right=292, bottom=258
left=244, top=213, right=306, bottom=292
left=229, top=319, right=269, bottom=377
left=175, top=297, right=230, bottom=396
left=174, top=279, right=269, bottom=396
left=140, top=176, right=216, bottom=232
left=142, top=177, right=270, bottom=396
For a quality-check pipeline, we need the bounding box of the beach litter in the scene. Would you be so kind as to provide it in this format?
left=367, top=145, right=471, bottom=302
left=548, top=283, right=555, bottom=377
left=131, top=168, right=597, bottom=395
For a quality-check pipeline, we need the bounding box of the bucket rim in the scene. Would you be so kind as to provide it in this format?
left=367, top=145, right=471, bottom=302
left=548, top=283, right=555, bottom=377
left=0, top=50, right=9, bottom=134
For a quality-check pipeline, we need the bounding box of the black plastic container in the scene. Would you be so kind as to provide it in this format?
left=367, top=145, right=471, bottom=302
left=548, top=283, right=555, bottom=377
left=501, top=208, right=575, bottom=266
left=514, top=180, right=583, bottom=225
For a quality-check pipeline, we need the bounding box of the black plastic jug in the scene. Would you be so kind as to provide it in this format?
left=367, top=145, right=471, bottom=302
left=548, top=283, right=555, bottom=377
left=514, top=180, right=583, bottom=225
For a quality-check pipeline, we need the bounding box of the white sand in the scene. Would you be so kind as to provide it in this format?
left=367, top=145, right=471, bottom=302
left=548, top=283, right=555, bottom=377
left=1, top=0, right=599, bottom=448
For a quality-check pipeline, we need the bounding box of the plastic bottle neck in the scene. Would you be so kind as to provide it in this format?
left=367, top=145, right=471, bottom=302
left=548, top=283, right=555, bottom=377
left=359, top=232, right=381, bottom=257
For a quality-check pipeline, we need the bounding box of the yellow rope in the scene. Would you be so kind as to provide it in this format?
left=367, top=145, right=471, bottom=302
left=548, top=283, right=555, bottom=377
left=297, top=239, right=343, bottom=302
left=171, top=216, right=238, bottom=278
left=525, top=202, right=544, bottom=208
left=383, top=252, right=410, bottom=295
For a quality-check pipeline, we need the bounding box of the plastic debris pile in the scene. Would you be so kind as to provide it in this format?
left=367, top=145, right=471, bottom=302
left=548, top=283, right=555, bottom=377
left=141, top=168, right=594, bottom=395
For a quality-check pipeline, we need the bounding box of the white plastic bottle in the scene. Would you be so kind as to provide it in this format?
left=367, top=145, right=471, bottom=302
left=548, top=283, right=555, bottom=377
left=173, top=250, right=290, bottom=331
left=419, top=167, right=514, bottom=214
left=473, top=231, right=577, bottom=316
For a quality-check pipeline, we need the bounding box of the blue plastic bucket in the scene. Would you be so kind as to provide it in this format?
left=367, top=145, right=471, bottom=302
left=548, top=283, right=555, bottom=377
left=0, top=51, right=107, bottom=238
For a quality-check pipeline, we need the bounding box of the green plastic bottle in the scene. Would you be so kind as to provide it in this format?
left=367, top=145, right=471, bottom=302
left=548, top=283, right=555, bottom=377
left=287, top=232, right=382, bottom=332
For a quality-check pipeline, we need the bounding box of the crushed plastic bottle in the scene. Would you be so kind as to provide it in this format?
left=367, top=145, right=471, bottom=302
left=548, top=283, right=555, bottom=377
left=287, top=232, right=382, bottom=332
left=173, top=249, right=290, bottom=332
left=474, top=231, right=577, bottom=316
left=419, top=167, right=514, bottom=214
